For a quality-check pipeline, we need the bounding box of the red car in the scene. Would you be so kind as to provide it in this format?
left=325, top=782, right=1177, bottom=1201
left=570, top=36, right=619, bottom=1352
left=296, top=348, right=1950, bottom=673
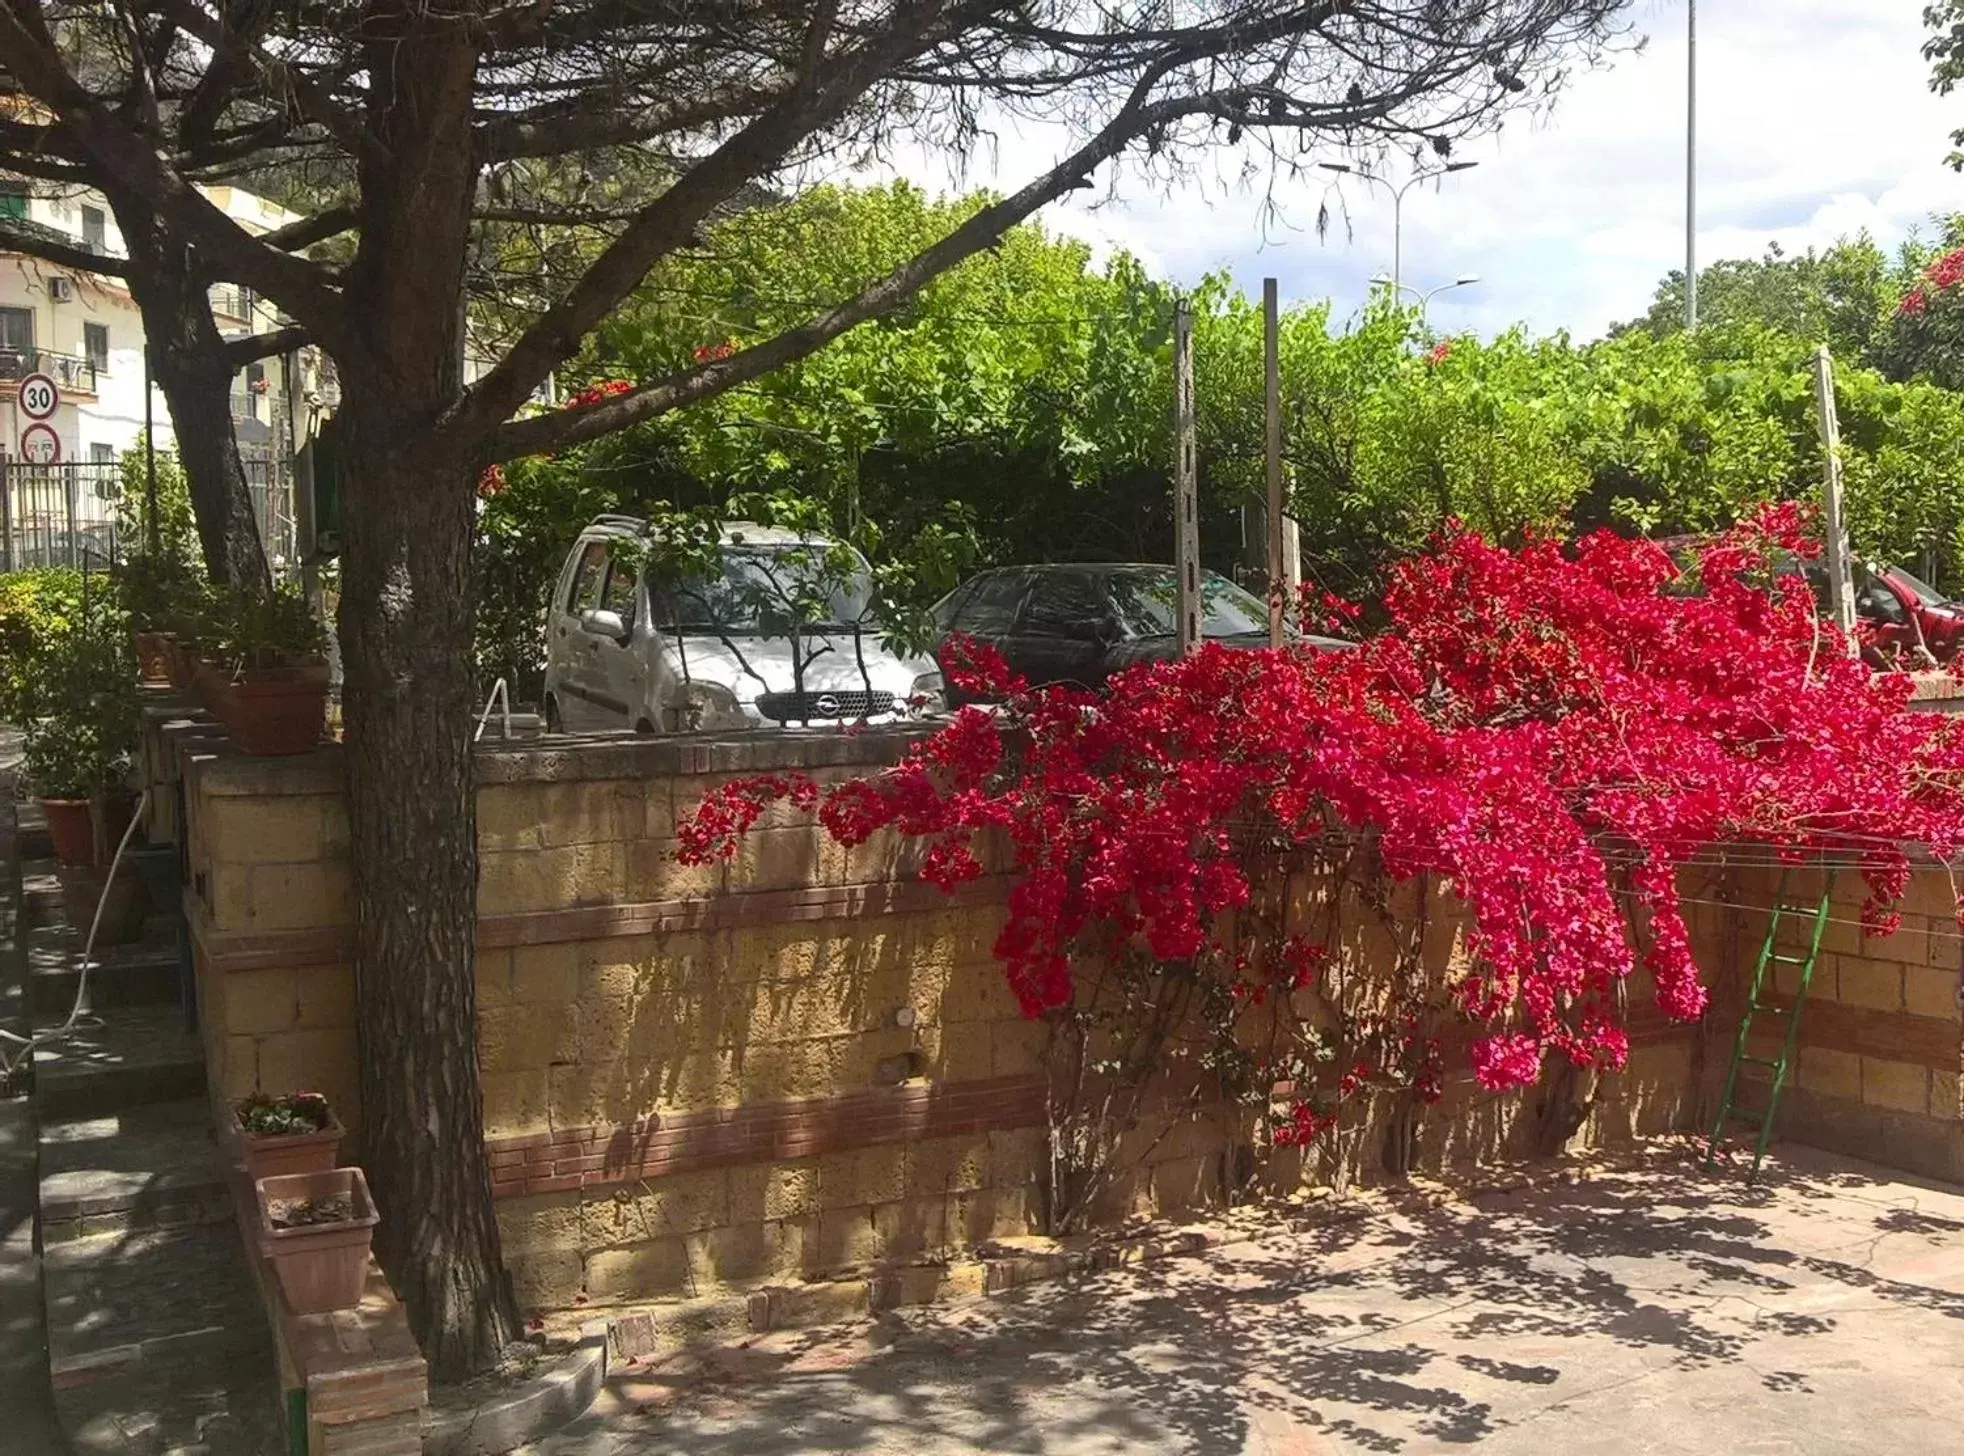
left=1792, top=559, right=1964, bottom=664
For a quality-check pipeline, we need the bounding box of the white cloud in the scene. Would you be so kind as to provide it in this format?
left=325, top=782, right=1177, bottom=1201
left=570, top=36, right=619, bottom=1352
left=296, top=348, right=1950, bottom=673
left=860, top=0, right=1964, bottom=340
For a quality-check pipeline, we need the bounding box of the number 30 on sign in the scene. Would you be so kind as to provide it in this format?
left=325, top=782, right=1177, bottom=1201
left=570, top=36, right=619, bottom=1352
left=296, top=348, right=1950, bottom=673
left=17, top=372, right=59, bottom=420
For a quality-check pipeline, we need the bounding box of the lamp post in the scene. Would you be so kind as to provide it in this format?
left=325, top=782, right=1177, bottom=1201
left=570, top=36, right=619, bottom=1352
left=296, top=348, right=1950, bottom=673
left=1685, top=0, right=1698, bottom=330
left=1371, top=273, right=1480, bottom=322
left=1320, top=159, right=1479, bottom=292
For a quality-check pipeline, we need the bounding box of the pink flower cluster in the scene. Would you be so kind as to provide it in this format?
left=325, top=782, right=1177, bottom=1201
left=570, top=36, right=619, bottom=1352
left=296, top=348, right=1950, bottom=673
left=1895, top=246, right=1964, bottom=318
left=679, top=504, right=1964, bottom=1128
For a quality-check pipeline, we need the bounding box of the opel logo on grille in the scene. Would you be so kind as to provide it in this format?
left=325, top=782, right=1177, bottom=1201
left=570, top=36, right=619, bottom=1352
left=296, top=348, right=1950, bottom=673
left=813, top=693, right=841, bottom=717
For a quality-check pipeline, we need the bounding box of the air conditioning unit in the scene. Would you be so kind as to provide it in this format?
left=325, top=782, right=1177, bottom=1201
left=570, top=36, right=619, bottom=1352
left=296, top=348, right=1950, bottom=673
left=47, top=275, right=73, bottom=302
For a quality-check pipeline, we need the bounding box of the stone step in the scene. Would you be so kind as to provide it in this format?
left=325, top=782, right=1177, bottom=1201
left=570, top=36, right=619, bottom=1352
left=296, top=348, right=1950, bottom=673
left=20, top=859, right=61, bottom=927
left=26, top=923, right=186, bottom=1017
left=44, top=1223, right=282, bottom=1456
left=31, top=1008, right=205, bottom=1121
left=39, top=1100, right=230, bottom=1245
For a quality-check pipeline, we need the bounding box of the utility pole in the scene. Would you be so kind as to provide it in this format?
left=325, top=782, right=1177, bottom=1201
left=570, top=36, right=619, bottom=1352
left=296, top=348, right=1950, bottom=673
left=1172, top=296, right=1200, bottom=655
left=1812, top=345, right=1855, bottom=651
left=1263, top=278, right=1286, bottom=648
left=1685, top=0, right=1698, bottom=330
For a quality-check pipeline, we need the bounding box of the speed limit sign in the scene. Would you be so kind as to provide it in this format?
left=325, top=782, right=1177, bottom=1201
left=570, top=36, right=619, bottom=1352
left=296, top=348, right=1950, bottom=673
left=17, top=372, right=58, bottom=420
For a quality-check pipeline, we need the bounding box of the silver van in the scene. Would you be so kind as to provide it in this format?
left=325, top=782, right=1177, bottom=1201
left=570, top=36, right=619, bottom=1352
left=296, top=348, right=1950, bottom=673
left=541, top=515, right=945, bottom=733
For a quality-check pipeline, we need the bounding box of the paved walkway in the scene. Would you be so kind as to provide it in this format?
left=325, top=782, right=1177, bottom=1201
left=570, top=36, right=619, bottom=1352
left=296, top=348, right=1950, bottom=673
left=524, top=1144, right=1964, bottom=1455
left=0, top=728, right=64, bottom=1452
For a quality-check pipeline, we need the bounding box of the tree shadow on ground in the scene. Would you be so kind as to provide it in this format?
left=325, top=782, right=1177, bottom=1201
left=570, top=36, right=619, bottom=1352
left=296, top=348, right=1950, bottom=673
left=552, top=1146, right=1964, bottom=1456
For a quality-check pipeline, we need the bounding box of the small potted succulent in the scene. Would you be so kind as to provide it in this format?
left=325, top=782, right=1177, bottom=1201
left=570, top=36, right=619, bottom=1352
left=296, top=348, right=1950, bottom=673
left=256, top=1166, right=379, bottom=1314
left=236, top=1090, right=345, bottom=1183
left=202, top=586, right=331, bottom=755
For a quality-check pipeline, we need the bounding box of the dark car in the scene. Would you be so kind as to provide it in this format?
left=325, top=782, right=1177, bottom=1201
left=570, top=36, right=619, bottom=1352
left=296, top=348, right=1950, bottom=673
left=930, top=563, right=1351, bottom=696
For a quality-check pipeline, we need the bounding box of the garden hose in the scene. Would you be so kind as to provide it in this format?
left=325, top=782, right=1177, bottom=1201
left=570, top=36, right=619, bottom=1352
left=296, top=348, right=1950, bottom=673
left=0, top=789, right=149, bottom=1079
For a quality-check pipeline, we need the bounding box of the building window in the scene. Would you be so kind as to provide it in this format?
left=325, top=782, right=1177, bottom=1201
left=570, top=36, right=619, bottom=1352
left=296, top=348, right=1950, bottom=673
left=90, top=442, right=114, bottom=465
left=80, top=204, right=105, bottom=252
left=84, top=322, right=108, bottom=374
left=0, top=182, right=25, bottom=221
left=0, top=306, right=32, bottom=355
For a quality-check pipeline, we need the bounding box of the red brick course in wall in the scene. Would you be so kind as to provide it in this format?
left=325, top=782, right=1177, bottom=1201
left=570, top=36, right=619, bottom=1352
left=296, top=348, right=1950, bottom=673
left=485, top=1074, right=1049, bottom=1199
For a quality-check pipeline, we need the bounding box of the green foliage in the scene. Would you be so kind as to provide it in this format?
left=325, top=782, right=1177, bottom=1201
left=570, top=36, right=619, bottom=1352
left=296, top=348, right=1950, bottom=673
left=19, top=630, right=140, bottom=801
left=0, top=568, right=122, bottom=724
left=206, top=584, right=328, bottom=673
left=477, top=183, right=1964, bottom=665
left=236, top=1090, right=333, bottom=1136
left=1926, top=0, right=1964, bottom=170
left=114, top=436, right=200, bottom=568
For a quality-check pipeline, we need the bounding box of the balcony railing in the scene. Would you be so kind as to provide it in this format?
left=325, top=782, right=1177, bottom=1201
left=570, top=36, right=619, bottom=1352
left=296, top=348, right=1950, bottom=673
left=0, top=347, right=96, bottom=396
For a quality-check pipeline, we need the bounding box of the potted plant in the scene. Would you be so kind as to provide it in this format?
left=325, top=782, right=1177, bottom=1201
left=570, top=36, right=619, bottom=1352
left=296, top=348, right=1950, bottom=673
left=236, top=1091, right=345, bottom=1182
left=23, top=635, right=146, bottom=941
left=255, top=1166, right=379, bottom=1314
left=201, top=586, right=331, bottom=755
left=116, top=552, right=207, bottom=686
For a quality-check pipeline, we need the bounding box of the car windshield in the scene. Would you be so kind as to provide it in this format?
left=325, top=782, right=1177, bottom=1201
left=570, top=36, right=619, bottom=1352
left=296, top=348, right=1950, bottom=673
left=662, top=543, right=875, bottom=634
left=1106, top=569, right=1271, bottom=638
left=1885, top=564, right=1949, bottom=605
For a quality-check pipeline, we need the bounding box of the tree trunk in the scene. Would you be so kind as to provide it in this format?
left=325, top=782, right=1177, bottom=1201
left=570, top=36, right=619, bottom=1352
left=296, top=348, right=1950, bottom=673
left=337, top=411, right=520, bottom=1381
left=106, top=187, right=273, bottom=590
left=330, top=19, right=521, bottom=1382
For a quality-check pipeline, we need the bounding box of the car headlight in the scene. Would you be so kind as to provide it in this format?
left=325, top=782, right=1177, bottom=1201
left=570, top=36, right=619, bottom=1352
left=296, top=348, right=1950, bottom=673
left=908, top=670, right=946, bottom=714
left=670, top=680, right=747, bottom=732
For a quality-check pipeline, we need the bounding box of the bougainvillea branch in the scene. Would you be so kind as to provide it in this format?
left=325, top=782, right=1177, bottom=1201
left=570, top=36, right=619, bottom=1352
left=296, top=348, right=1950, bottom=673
left=679, top=506, right=1964, bottom=1135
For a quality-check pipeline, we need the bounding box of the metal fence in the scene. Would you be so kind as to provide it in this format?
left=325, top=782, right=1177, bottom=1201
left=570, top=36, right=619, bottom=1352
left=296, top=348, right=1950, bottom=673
left=0, top=454, right=296, bottom=574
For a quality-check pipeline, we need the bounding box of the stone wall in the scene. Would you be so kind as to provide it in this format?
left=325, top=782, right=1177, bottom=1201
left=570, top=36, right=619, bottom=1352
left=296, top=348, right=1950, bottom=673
left=167, top=725, right=1710, bottom=1319
left=1709, top=862, right=1964, bottom=1180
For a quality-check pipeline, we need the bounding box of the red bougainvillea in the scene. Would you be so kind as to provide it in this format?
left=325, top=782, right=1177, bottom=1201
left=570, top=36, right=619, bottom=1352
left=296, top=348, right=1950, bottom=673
left=679, top=507, right=1964, bottom=1120
left=566, top=378, right=635, bottom=409
left=1899, top=246, right=1964, bottom=319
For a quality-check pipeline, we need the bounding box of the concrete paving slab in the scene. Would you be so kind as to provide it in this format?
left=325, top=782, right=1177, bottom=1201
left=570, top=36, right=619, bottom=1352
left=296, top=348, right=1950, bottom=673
left=519, top=1145, right=1964, bottom=1456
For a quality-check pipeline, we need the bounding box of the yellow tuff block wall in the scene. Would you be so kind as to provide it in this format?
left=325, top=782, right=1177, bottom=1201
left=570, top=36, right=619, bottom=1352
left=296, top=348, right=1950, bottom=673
left=1711, top=862, right=1964, bottom=1179
left=172, top=727, right=1712, bottom=1317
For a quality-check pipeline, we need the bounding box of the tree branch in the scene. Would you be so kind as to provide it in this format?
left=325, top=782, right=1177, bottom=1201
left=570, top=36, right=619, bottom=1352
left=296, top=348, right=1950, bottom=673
left=259, top=205, right=358, bottom=252
left=487, top=78, right=1180, bottom=461
left=476, top=84, right=790, bottom=160
left=222, top=324, right=309, bottom=369
left=0, top=1, right=354, bottom=357
left=0, top=220, right=129, bottom=278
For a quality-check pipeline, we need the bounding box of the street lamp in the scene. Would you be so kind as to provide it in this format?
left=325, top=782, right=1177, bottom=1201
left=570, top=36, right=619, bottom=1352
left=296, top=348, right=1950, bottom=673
left=1371, top=273, right=1480, bottom=321
left=1320, top=160, right=1478, bottom=293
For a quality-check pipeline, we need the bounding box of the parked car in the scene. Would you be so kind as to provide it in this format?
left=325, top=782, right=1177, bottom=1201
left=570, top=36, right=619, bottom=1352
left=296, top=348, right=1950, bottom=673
left=542, top=515, right=945, bottom=733
left=929, top=562, right=1352, bottom=697
left=1792, top=558, right=1964, bottom=663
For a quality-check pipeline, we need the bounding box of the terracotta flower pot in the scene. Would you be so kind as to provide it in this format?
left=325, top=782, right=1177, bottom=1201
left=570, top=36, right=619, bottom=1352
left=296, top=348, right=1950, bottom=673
left=163, top=637, right=196, bottom=692
left=132, top=630, right=173, bottom=686
left=40, top=798, right=97, bottom=866
left=55, top=861, right=146, bottom=945
left=257, top=1167, right=379, bottom=1315
left=39, top=795, right=134, bottom=867
left=190, top=658, right=229, bottom=716
left=237, top=1105, right=345, bottom=1184
left=214, top=665, right=329, bottom=757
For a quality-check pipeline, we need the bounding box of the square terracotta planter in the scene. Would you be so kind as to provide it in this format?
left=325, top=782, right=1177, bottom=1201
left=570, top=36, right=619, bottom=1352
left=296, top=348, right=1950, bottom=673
left=256, top=1167, right=379, bottom=1315
left=237, top=1103, right=346, bottom=1184
left=132, top=630, right=173, bottom=685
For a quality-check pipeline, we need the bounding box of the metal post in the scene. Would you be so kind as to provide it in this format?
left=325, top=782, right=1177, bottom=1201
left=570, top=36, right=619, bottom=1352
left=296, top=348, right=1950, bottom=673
left=1391, top=188, right=1405, bottom=296
left=1171, top=296, right=1200, bottom=656
left=1263, top=278, right=1285, bottom=648
left=143, top=347, right=158, bottom=555
left=1813, top=346, right=1856, bottom=651
left=63, top=464, right=77, bottom=569
left=1685, top=0, right=1698, bottom=331
left=0, top=455, right=12, bottom=573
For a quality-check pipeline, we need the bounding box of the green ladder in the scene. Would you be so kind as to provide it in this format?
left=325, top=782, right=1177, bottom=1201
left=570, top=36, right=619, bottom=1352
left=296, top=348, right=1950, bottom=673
left=1704, top=869, right=1835, bottom=1182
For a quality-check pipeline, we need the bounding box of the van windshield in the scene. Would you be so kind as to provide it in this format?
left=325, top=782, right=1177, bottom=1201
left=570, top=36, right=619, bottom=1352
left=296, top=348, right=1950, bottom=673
left=661, top=543, right=876, bottom=634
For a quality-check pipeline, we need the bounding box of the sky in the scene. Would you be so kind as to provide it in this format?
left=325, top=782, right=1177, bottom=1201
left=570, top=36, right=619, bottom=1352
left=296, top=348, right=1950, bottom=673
left=867, top=1, right=1964, bottom=342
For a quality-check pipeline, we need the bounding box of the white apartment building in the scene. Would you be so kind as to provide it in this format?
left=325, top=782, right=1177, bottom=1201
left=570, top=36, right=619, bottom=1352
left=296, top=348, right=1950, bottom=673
left=0, top=177, right=314, bottom=467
